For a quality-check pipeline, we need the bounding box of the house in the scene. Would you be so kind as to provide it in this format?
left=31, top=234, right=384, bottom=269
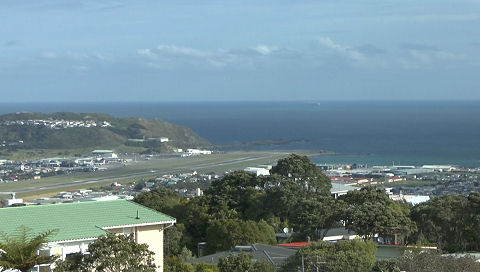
left=0, top=199, right=175, bottom=272
left=330, top=181, right=359, bottom=199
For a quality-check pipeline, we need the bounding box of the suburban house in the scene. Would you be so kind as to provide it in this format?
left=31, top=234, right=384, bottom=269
left=0, top=199, right=176, bottom=272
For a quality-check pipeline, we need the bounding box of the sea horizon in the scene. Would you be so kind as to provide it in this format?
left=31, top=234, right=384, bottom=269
left=1, top=101, right=479, bottom=168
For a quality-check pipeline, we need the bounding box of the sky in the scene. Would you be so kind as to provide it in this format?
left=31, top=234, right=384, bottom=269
left=1, top=0, right=480, bottom=102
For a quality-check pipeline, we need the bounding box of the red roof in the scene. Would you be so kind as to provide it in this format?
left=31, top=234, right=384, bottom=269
left=275, top=242, right=312, bottom=248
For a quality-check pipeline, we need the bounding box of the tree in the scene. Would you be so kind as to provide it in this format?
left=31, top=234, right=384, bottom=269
left=133, top=186, right=183, bottom=217
left=218, top=252, right=275, bottom=272
left=265, top=154, right=332, bottom=224
left=290, top=196, right=341, bottom=241
left=340, top=186, right=415, bottom=242
left=270, top=154, right=332, bottom=196
left=204, top=171, right=267, bottom=221
left=410, top=193, right=480, bottom=252
left=281, top=240, right=377, bottom=272
left=205, top=219, right=276, bottom=253
left=165, top=224, right=187, bottom=257
left=0, top=226, right=58, bottom=272
left=396, top=251, right=480, bottom=272
left=54, top=233, right=157, bottom=272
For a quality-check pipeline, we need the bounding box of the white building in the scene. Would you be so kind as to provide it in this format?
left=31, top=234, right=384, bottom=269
left=92, top=150, right=118, bottom=159
left=244, top=167, right=270, bottom=176
left=186, top=149, right=212, bottom=155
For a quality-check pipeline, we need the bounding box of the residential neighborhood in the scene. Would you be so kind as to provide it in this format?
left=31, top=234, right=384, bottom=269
left=0, top=119, right=112, bottom=129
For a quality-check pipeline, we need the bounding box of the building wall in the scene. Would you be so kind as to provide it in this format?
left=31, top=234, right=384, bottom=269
left=42, top=225, right=165, bottom=272
left=135, top=225, right=165, bottom=272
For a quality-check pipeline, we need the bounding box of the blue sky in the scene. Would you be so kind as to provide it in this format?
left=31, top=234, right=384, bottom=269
left=1, top=0, right=479, bottom=102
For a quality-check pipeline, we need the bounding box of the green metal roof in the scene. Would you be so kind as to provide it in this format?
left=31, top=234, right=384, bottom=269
left=0, top=200, right=175, bottom=242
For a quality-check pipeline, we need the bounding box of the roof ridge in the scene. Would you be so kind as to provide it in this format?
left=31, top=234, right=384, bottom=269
left=0, top=199, right=127, bottom=211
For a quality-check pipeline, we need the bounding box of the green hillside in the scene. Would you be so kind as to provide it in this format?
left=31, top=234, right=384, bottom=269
left=0, top=112, right=211, bottom=158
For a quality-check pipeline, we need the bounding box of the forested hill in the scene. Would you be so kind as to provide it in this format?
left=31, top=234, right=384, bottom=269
left=0, top=112, right=210, bottom=153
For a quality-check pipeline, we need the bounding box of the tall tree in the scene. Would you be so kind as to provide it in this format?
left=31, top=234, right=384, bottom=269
left=291, top=196, right=342, bottom=240
left=340, top=186, right=415, bottom=241
left=204, top=171, right=267, bottom=221
left=265, top=154, right=333, bottom=226
left=410, top=193, right=479, bottom=252
left=0, top=226, right=58, bottom=272
left=270, top=154, right=332, bottom=196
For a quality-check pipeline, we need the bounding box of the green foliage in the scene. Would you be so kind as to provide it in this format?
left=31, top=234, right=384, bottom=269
left=134, top=154, right=340, bottom=254
left=265, top=154, right=333, bottom=225
left=205, top=171, right=268, bottom=221
left=53, top=233, right=157, bottom=272
left=177, top=197, right=212, bottom=251
left=270, top=154, right=332, bottom=196
left=371, top=259, right=401, bottom=272
left=193, top=263, right=219, bottom=272
left=165, top=224, right=187, bottom=257
left=0, top=226, right=58, bottom=272
left=53, top=253, right=84, bottom=272
left=395, top=251, right=480, bottom=272
left=218, top=252, right=276, bottom=272
left=410, top=193, right=480, bottom=252
left=281, top=240, right=377, bottom=272
left=205, top=219, right=276, bottom=253
left=165, top=247, right=218, bottom=272
left=290, top=196, right=342, bottom=241
left=340, top=186, right=416, bottom=241
left=133, top=186, right=183, bottom=216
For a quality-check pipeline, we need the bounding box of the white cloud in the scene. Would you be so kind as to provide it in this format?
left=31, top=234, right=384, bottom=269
left=312, top=37, right=367, bottom=63
left=135, top=39, right=380, bottom=71
left=137, top=48, right=157, bottom=59
left=399, top=44, right=462, bottom=68
left=251, top=44, right=277, bottom=55
left=156, top=45, right=211, bottom=58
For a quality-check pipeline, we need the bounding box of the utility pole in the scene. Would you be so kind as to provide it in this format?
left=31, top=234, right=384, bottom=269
left=301, top=254, right=305, bottom=272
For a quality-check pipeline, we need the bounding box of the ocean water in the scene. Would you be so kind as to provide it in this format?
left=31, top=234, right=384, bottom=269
left=0, top=101, right=479, bottom=167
